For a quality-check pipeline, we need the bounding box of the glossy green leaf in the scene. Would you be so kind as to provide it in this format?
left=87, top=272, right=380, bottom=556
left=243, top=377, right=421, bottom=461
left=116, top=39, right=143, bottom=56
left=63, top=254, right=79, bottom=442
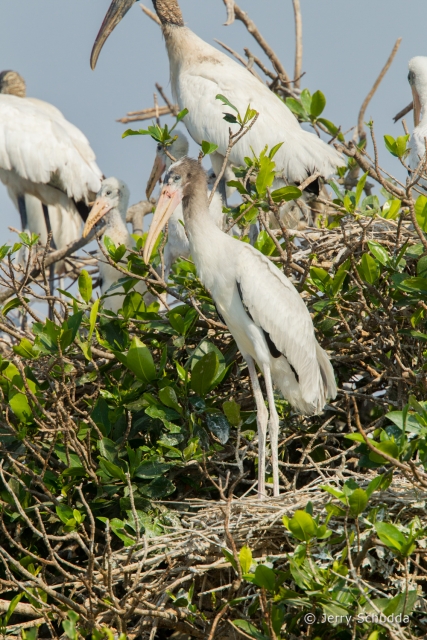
left=78, top=269, right=92, bottom=303
left=358, top=253, right=379, bottom=284
left=415, top=195, right=427, bottom=232
left=287, top=510, right=316, bottom=541
left=382, top=199, right=401, bottom=220
left=369, top=440, right=399, bottom=464
left=253, top=565, right=276, bottom=591
left=201, top=140, right=219, bottom=155
left=127, top=337, right=156, bottom=383
left=310, top=90, right=326, bottom=118
left=270, top=185, right=301, bottom=203
left=285, top=97, right=307, bottom=119
left=375, top=522, right=406, bottom=552
left=216, top=93, right=238, bottom=112
left=222, top=400, right=241, bottom=426
left=239, top=545, right=253, bottom=574
left=368, top=241, right=390, bottom=267
left=233, top=620, right=269, bottom=640
left=190, top=351, right=219, bottom=396
left=348, top=488, right=368, bottom=516
left=159, top=386, right=182, bottom=414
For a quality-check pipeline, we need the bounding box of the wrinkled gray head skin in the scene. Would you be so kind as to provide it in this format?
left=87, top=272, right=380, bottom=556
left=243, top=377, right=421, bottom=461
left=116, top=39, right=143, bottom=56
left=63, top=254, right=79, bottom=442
left=0, top=70, right=26, bottom=97
left=164, top=157, right=208, bottom=202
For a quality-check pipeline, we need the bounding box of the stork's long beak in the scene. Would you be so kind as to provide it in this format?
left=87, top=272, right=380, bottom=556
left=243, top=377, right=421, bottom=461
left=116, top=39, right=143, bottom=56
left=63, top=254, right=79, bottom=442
left=143, top=185, right=182, bottom=263
left=146, top=155, right=166, bottom=199
left=82, top=197, right=113, bottom=238
left=412, top=85, right=422, bottom=127
left=90, top=0, right=135, bottom=70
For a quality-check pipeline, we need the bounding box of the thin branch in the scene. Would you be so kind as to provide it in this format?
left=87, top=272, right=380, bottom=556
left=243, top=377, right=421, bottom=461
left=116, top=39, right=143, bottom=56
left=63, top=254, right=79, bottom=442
left=291, top=0, right=303, bottom=88
left=393, top=100, right=413, bottom=124
left=357, top=37, right=402, bottom=141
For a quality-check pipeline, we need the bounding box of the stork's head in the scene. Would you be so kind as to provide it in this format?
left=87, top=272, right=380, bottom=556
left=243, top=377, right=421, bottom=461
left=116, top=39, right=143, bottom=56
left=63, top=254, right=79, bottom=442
left=408, top=57, right=427, bottom=127
left=146, top=130, right=189, bottom=199
left=143, top=157, right=206, bottom=263
left=90, top=0, right=184, bottom=70
left=83, top=177, right=130, bottom=237
left=0, top=70, right=26, bottom=97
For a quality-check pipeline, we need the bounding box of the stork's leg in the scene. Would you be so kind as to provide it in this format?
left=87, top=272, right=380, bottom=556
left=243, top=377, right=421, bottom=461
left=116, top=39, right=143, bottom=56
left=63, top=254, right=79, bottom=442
left=246, top=355, right=268, bottom=499
left=263, top=363, right=280, bottom=497
left=17, top=196, right=29, bottom=330
left=42, top=204, right=57, bottom=319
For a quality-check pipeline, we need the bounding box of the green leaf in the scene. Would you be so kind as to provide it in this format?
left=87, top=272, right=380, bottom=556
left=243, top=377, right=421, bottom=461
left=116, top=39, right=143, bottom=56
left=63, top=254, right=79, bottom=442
left=98, top=458, right=127, bottom=482
left=384, top=134, right=397, bottom=156
left=415, top=195, right=427, bottom=232
left=89, top=298, right=99, bottom=340
left=78, top=269, right=92, bottom=303
left=205, top=413, right=230, bottom=443
left=239, top=545, right=253, bottom=574
left=348, top=488, right=368, bottom=516
left=369, top=440, right=399, bottom=464
left=4, top=593, right=23, bottom=625
left=174, top=107, right=189, bottom=123
left=253, top=564, right=276, bottom=591
left=299, top=88, right=312, bottom=113
left=270, top=185, right=302, bottom=203
left=190, top=351, right=219, bottom=396
left=355, top=171, right=368, bottom=207
left=382, top=199, right=401, bottom=220
left=310, top=266, right=332, bottom=293
left=285, top=97, right=307, bottom=119
left=159, top=386, right=182, bottom=414
left=287, top=510, right=316, bottom=541
left=233, top=620, right=269, bottom=640
left=13, top=338, right=38, bottom=359
left=368, top=241, right=390, bottom=267
left=2, top=297, right=29, bottom=316
left=56, top=504, right=74, bottom=524
left=216, top=93, right=238, bottom=112
left=256, top=153, right=276, bottom=197
left=310, top=90, right=326, bottom=118
left=127, top=337, right=156, bottom=383
left=358, top=253, right=379, bottom=284
left=222, top=400, right=241, bottom=426
left=134, top=461, right=170, bottom=479
left=201, top=140, right=219, bottom=155
left=139, top=476, right=175, bottom=498
left=375, top=522, right=406, bottom=552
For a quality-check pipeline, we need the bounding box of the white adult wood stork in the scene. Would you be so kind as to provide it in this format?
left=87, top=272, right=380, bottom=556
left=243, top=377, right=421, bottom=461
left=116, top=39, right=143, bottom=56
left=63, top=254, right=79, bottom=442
left=143, top=158, right=336, bottom=498
left=145, top=130, right=225, bottom=279
left=91, top=0, right=343, bottom=196
left=407, top=57, right=427, bottom=188
left=0, top=70, right=102, bottom=282
left=83, top=177, right=150, bottom=313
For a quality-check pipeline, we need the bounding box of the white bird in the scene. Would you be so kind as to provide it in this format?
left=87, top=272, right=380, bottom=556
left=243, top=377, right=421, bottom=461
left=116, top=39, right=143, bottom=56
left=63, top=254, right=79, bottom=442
left=83, top=177, right=151, bottom=313
left=407, top=57, right=427, bottom=189
left=143, top=158, right=336, bottom=498
left=0, top=70, right=102, bottom=282
left=91, top=0, right=344, bottom=197
left=145, top=130, right=224, bottom=279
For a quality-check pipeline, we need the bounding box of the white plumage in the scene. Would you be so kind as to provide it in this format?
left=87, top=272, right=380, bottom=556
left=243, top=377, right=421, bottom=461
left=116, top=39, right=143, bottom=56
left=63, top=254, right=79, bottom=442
left=143, top=158, right=336, bottom=498
left=408, top=57, right=427, bottom=192
left=91, top=0, right=344, bottom=192
left=83, top=177, right=150, bottom=313
left=0, top=71, right=102, bottom=274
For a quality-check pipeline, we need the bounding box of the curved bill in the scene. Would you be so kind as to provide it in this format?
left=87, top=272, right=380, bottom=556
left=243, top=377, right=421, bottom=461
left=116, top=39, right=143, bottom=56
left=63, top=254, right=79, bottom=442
left=412, top=85, right=422, bottom=127
left=146, top=154, right=166, bottom=199
left=143, top=185, right=182, bottom=263
left=90, top=0, right=135, bottom=70
left=83, top=197, right=112, bottom=237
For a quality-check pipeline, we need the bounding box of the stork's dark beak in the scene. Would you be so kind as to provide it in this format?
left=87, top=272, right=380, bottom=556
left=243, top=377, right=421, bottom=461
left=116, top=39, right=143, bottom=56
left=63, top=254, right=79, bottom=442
left=90, top=0, right=136, bottom=70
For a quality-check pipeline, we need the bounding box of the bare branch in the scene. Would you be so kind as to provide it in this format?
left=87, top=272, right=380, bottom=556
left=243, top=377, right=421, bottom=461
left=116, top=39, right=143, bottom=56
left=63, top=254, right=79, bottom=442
left=292, top=0, right=303, bottom=89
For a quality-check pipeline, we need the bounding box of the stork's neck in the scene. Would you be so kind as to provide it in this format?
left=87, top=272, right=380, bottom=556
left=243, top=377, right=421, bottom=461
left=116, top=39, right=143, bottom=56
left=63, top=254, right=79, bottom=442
left=152, top=0, right=184, bottom=27
left=182, top=189, right=221, bottom=253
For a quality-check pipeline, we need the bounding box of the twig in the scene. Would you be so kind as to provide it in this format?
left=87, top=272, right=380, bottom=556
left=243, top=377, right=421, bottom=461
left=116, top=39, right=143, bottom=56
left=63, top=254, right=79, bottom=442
left=291, top=0, right=303, bottom=89
left=357, top=37, right=402, bottom=141
left=393, top=100, right=413, bottom=124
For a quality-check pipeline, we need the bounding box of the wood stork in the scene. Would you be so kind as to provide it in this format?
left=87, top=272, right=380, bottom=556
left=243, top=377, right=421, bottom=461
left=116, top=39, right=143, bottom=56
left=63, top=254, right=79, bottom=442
left=407, top=57, right=427, bottom=187
left=143, top=158, right=336, bottom=498
left=91, top=0, right=344, bottom=196
left=145, top=130, right=224, bottom=279
left=0, top=70, right=102, bottom=284
left=83, top=177, right=150, bottom=313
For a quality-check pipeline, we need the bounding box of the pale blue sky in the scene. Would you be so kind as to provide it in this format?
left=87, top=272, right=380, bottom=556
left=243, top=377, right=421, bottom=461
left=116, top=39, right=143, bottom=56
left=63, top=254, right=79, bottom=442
left=0, top=0, right=424, bottom=245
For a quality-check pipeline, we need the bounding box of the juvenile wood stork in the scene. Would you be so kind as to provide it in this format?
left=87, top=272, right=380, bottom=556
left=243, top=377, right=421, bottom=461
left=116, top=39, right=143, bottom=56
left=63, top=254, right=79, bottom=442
left=407, top=57, right=427, bottom=187
left=0, top=70, right=102, bottom=282
left=83, top=177, right=150, bottom=313
left=145, top=130, right=224, bottom=279
left=91, top=0, right=344, bottom=196
left=143, top=158, right=336, bottom=498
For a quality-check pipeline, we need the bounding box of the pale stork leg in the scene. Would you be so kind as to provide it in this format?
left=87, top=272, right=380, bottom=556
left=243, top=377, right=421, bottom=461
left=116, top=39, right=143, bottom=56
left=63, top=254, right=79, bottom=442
left=263, top=363, right=280, bottom=497
left=245, top=355, right=268, bottom=499
left=42, top=204, right=56, bottom=319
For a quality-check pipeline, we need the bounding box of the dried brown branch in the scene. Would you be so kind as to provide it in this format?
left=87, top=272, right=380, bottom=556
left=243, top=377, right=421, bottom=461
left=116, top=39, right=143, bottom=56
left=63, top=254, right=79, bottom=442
left=292, top=0, right=303, bottom=89
left=357, top=37, right=402, bottom=141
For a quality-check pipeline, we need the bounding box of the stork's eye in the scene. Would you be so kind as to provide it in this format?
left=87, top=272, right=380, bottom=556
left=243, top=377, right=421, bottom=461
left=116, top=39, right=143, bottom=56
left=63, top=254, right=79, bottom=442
left=174, top=175, right=180, bottom=182
left=157, top=144, right=162, bottom=151
left=106, top=190, right=112, bottom=196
